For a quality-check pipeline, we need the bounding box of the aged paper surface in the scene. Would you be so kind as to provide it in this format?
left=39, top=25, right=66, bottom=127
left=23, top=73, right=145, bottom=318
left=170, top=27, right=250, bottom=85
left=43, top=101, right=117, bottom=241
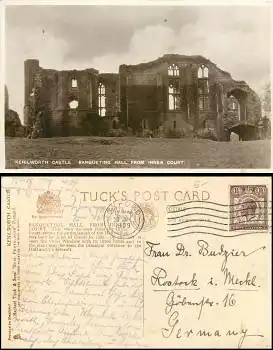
left=1, top=176, right=272, bottom=348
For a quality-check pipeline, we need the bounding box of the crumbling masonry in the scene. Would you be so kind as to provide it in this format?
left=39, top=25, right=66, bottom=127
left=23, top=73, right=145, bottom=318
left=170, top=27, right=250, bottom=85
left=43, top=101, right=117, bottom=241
left=24, top=54, right=265, bottom=140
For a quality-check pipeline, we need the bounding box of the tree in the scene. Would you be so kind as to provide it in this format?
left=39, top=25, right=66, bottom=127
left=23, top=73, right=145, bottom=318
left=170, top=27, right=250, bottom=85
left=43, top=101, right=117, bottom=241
left=261, top=83, right=271, bottom=117
left=5, top=109, right=25, bottom=137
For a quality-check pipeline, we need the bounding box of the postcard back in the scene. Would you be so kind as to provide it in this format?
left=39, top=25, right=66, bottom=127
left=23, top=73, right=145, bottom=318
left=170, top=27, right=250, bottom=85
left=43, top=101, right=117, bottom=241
left=1, top=176, right=272, bottom=348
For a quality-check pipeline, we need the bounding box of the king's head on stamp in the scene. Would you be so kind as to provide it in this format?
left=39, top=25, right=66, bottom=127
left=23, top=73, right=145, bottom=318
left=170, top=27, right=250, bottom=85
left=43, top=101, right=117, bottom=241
left=240, top=199, right=258, bottom=222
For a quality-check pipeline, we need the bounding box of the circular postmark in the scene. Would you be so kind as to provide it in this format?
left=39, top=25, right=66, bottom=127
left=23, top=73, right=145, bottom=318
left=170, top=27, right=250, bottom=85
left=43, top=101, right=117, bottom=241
left=138, top=202, right=159, bottom=232
left=104, top=200, right=144, bottom=239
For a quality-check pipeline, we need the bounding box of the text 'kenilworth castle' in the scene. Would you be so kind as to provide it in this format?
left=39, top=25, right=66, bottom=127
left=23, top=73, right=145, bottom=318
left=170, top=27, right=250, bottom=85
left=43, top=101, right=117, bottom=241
left=23, top=54, right=269, bottom=140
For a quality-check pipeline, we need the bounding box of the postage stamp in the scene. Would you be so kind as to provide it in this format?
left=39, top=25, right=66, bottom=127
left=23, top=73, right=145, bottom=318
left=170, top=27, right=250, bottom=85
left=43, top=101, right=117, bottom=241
left=103, top=200, right=144, bottom=239
left=229, top=185, right=268, bottom=231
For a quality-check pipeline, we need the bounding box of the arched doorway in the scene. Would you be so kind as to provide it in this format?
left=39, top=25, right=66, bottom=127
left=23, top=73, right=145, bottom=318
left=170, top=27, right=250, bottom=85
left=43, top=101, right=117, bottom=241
left=229, top=123, right=257, bottom=141
left=223, top=85, right=261, bottom=141
left=227, top=95, right=240, bottom=121
left=226, top=88, right=248, bottom=123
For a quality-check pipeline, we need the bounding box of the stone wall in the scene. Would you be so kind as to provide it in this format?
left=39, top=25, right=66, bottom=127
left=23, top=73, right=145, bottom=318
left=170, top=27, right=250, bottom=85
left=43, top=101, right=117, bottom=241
left=24, top=55, right=262, bottom=139
left=24, top=60, right=99, bottom=137
left=119, top=54, right=262, bottom=139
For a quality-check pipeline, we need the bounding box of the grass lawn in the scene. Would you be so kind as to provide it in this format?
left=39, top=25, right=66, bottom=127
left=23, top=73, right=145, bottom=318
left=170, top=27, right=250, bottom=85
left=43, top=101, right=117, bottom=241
left=5, top=136, right=270, bottom=169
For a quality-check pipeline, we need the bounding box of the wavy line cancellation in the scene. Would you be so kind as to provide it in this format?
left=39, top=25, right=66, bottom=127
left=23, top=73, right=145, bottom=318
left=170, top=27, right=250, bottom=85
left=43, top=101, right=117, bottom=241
left=168, top=200, right=271, bottom=208
left=167, top=231, right=269, bottom=238
left=167, top=206, right=271, bottom=215
left=168, top=224, right=229, bottom=232
left=166, top=200, right=270, bottom=237
left=167, top=222, right=270, bottom=231
left=167, top=219, right=272, bottom=227
left=167, top=213, right=271, bottom=222
left=168, top=210, right=271, bottom=219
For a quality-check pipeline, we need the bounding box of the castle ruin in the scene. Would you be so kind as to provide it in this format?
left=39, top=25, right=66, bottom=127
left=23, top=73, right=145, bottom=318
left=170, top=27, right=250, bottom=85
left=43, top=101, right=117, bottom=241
left=24, top=54, right=264, bottom=140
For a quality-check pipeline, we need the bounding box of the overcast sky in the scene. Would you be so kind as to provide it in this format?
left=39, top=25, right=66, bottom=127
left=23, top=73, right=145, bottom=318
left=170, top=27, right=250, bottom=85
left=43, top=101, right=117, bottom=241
left=5, top=5, right=271, bottom=121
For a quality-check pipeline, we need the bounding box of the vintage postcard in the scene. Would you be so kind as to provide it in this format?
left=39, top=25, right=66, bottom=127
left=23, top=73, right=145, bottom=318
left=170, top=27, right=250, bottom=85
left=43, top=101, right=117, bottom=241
left=1, top=176, right=271, bottom=348
left=1, top=0, right=272, bottom=170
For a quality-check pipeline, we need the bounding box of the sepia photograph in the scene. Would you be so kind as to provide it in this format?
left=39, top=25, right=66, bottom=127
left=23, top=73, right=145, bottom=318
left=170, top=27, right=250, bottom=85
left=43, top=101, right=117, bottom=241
left=3, top=2, right=272, bottom=169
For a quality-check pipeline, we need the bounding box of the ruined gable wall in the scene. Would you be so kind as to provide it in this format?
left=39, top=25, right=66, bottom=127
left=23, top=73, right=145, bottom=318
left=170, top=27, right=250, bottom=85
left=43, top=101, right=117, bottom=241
left=24, top=59, right=98, bottom=136
left=119, top=55, right=240, bottom=135
left=119, top=55, right=261, bottom=138
left=119, top=56, right=213, bottom=134
left=53, top=69, right=98, bottom=136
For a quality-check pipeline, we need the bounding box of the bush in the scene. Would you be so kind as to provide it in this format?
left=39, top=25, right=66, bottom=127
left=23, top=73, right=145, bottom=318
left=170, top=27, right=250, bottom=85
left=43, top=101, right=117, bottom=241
left=104, top=129, right=126, bottom=137
left=195, top=128, right=217, bottom=141
left=143, top=130, right=154, bottom=138
left=166, top=129, right=184, bottom=138
left=127, top=127, right=133, bottom=136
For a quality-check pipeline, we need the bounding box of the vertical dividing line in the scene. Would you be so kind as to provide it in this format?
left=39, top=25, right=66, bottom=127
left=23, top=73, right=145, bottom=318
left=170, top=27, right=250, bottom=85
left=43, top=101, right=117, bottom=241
left=142, top=237, right=144, bottom=337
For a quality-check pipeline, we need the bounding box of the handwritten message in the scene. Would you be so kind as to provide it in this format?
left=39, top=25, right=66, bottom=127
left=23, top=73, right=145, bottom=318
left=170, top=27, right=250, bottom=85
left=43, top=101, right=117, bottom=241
left=12, top=251, right=143, bottom=348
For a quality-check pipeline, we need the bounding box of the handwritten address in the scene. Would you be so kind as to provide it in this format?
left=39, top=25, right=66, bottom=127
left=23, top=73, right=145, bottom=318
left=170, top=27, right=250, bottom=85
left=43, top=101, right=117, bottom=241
left=144, top=239, right=266, bottom=348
